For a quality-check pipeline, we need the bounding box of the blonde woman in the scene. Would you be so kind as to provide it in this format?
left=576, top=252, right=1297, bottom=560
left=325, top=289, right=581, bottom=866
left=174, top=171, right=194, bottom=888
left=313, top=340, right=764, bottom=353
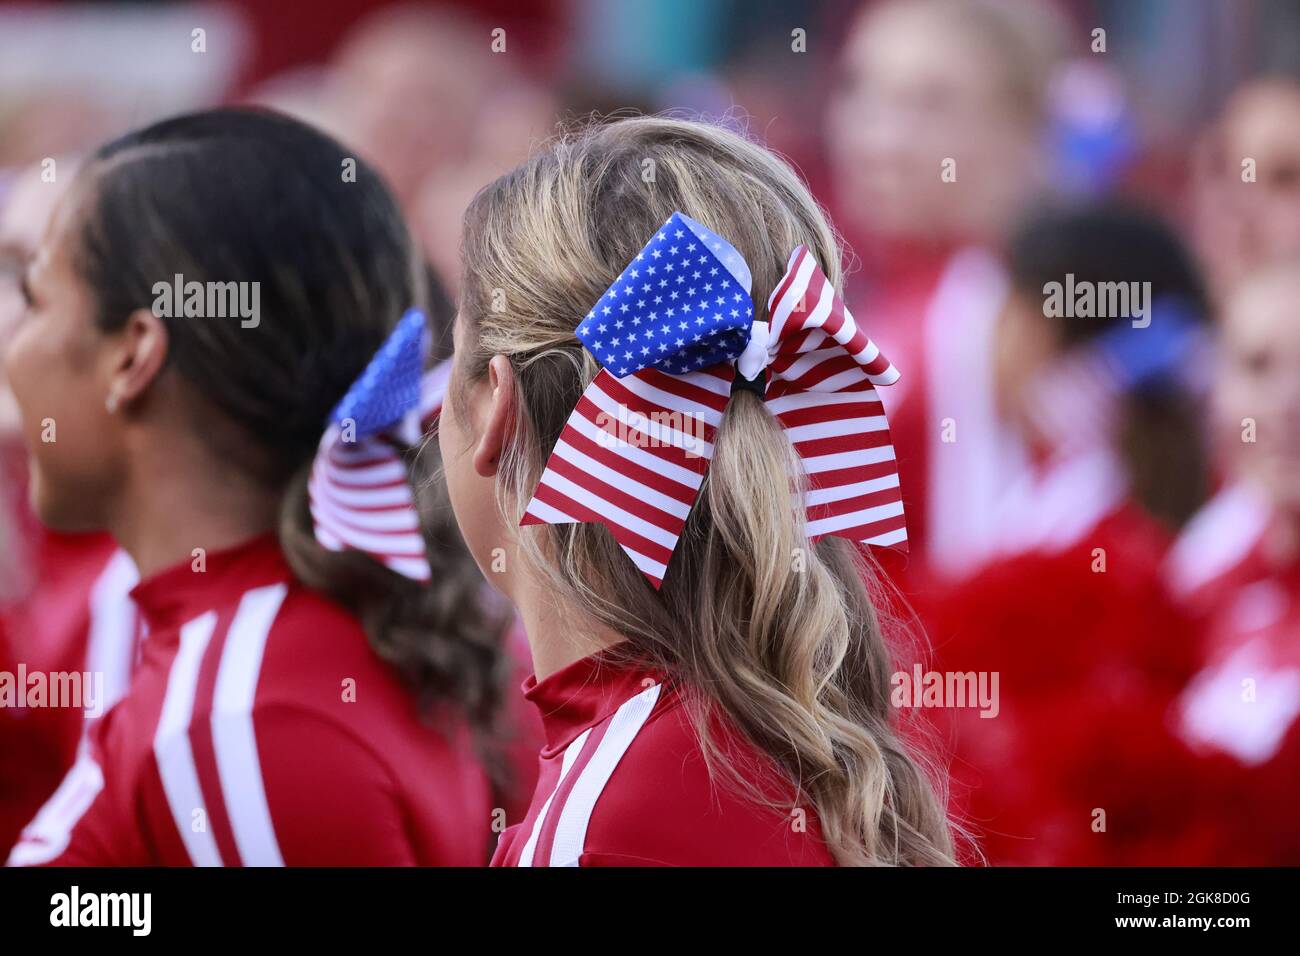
left=439, top=116, right=954, bottom=866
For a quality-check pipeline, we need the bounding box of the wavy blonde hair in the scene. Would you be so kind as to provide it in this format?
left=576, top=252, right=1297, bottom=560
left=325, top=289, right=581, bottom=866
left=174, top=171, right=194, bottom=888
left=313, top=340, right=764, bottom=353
left=454, top=116, right=954, bottom=866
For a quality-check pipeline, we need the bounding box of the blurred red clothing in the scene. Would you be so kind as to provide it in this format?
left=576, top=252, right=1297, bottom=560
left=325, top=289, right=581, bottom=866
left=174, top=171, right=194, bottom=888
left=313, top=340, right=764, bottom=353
left=1166, top=483, right=1272, bottom=606
left=851, top=244, right=1029, bottom=583
left=0, top=530, right=138, bottom=859
left=10, top=534, right=509, bottom=866
left=1168, top=502, right=1300, bottom=865
left=493, top=650, right=834, bottom=867
left=914, top=450, right=1206, bottom=865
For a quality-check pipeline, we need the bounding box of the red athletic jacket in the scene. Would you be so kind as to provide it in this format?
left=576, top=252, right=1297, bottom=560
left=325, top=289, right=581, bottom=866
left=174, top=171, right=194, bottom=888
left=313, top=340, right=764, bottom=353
left=492, top=649, right=834, bottom=866
left=1171, top=527, right=1300, bottom=865
left=9, top=534, right=500, bottom=866
left=918, top=495, right=1204, bottom=865
left=0, top=531, right=139, bottom=859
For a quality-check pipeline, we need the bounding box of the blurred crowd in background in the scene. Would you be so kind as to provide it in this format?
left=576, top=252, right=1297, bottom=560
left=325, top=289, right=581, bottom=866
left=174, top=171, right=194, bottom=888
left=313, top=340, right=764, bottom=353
left=1, top=0, right=1298, bottom=865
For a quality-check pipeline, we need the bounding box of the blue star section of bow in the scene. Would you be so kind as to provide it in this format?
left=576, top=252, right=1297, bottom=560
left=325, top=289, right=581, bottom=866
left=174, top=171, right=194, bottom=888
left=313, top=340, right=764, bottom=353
left=329, top=307, right=427, bottom=436
left=574, top=211, right=756, bottom=378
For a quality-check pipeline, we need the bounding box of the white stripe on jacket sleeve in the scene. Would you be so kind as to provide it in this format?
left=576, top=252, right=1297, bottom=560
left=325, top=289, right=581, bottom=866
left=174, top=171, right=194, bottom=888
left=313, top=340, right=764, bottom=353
left=154, top=610, right=223, bottom=866
left=518, top=727, right=592, bottom=867
left=548, top=683, right=661, bottom=867
left=211, top=583, right=288, bottom=866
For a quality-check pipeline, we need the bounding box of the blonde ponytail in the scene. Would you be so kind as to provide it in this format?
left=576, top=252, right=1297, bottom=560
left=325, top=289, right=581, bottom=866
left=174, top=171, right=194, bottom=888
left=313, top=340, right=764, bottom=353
left=455, top=115, right=955, bottom=865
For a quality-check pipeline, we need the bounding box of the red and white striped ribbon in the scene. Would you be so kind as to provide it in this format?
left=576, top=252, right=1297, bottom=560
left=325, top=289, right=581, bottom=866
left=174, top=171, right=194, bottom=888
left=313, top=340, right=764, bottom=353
left=307, top=360, right=451, bottom=581
left=762, top=245, right=907, bottom=549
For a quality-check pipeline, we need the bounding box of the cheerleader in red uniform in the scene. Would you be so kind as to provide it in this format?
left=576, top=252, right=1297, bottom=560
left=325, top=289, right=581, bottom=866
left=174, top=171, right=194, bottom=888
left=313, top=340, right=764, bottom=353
left=438, top=116, right=955, bottom=866
left=920, top=204, right=1214, bottom=865
left=3, top=109, right=527, bottom=865
left=1167, top=264, right=1300, bottom=864
left=826, top=0, right=1069, bottom=577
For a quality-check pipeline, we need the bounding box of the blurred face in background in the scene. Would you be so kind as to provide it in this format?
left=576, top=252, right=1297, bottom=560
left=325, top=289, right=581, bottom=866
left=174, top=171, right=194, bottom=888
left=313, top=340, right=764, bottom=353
left=1216, top=266, right=1300, bottom=515
left=0, top=161, right=76, bottom=441
left=827, top=0, right=1054, bottom=246
left=331, top=7, right=492, bottom=210
left=411, top=84, right=556, bottom=299
left=1194, top=81, right=1300, bottom=297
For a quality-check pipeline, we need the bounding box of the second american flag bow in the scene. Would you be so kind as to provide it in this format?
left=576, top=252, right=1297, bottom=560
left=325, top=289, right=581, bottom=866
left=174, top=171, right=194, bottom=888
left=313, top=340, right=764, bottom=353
left=308, top=307, right=451, bottom=582
left=521, top=212, right=907, bottom=589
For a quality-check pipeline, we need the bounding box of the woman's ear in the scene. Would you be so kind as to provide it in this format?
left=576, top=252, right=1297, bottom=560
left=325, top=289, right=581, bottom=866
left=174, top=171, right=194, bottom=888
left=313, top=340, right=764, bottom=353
left=472, top=354, right=517, bottom=478
left=106, top=307, right=169, bottom=410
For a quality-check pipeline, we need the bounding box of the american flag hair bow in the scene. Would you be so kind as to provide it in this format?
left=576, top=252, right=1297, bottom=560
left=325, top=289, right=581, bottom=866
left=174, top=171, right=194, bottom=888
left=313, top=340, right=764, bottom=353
left=521, top=213, right=907, bottom=589
left=308, top=307, right=450, bottom=582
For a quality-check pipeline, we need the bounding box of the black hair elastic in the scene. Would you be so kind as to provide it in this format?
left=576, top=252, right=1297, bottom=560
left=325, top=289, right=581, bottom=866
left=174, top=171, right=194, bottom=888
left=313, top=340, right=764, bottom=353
left=730, top=367, right=767, bottom=400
